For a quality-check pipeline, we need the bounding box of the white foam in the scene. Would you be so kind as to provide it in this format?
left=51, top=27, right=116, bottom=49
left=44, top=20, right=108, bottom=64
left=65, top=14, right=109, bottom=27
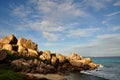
left=80, top=71, right=91, bottom=74
left=99, top=64, right=104, bottom=68
left=80, top=64, right=104, bottom=74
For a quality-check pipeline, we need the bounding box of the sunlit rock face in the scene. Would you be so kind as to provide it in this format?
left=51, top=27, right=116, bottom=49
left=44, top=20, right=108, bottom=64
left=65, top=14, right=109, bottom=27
left=39, top=50, right=51, bottom=61
left=0, top=34, right=39, bottom=58
left=0, top=34, right=99, bottom=74
left=0, top=34, right=18, bottom=51
left=0, top=34, right=17, bottom=44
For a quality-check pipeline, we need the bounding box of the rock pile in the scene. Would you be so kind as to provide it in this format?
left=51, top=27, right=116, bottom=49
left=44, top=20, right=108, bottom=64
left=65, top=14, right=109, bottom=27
left=0, top=34, right=39, bottom=58
left=0, top=34, right=99, bottom=74
left=69, top=53, right=98, bottom=70
left=11, top=52, right=98, bottom=74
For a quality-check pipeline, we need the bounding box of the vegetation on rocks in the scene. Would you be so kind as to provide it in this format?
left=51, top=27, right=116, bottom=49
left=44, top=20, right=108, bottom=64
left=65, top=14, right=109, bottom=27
left=0, top=34, right=99, bottom=80
left=0, top=63, right=25, bottom=80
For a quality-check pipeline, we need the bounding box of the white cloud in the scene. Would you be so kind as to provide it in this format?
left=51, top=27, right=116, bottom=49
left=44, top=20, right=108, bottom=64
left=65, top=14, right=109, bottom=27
left=101, top=20, right=107, bottom=24
left=12, top=5, right=31, bottom=18
left=107, top=26, right=120, bottom=31
left=11, top=0, right=89, bottom=41
left=42, top=32, right=58, bottom=41
left=44, top=42, right=61, bottom=47
left=106, top=11, right=120, bottom=17
left=29, top=20, right=65, bottom=32
left=34, top=0, right=87, bottom=20
left=97, top=34, right=120, bottom=40
left=61, top=33, right=120, bottom=56
left=68, top=28, right=100, bottom=37
left=80, top=0, right=111, bottom=11
left=114, top=0, right=120, bottom=6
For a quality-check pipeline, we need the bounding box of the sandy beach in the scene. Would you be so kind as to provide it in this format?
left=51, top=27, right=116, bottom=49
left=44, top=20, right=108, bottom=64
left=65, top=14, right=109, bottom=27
left=26, top=73, right=67, bottom=80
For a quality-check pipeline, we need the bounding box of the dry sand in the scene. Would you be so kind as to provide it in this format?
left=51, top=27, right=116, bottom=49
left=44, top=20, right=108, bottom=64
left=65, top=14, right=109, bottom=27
left=26, top=73, right=67, bottom=80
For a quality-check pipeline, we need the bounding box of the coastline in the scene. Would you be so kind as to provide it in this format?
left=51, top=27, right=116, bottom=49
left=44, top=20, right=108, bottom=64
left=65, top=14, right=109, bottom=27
left=0, top=34, right=100, bottom=80
left=24, top=72, right=109, bottom=80
left=25, top=73, right=67, bottom=80
left=66, top=72, right=110, bottom=80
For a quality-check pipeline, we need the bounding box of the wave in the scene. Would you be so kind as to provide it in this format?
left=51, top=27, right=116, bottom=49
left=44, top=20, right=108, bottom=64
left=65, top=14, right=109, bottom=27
left=80, top=64, right=104, bottom=74
left=80, top=63, right=120, bottom=80
left=99, top=64, right=104, bottom=68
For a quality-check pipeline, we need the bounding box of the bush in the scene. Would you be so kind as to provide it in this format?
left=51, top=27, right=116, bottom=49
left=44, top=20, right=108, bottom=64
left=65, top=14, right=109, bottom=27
left=0, top=63, right=25, bottom=80
left=0, top=69, right=25, bottom=80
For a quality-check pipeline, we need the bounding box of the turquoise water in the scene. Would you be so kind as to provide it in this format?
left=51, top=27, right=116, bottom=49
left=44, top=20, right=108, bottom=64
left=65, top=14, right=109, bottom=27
left=92, top=57, right=120, bottom=64
left=90, top=57, right=120, bottom=80
left=66, top=57, right=120, bottom=80
left=66, top=73, right=109, bottom=80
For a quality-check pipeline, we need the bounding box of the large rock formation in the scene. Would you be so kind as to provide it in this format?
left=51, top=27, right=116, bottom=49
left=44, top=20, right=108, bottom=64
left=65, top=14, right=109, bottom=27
left=0, top=34, right=39, bottom=58
left=0, top=34, right=99, bottom=75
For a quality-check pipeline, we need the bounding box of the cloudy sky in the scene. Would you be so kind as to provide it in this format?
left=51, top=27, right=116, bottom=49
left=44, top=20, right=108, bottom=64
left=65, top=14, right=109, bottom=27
left=0, top=0, right=120, bottom=57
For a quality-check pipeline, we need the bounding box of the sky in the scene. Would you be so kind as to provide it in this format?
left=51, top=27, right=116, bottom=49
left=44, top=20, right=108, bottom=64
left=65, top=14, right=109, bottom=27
left=0, top=0, right=120, bottom=57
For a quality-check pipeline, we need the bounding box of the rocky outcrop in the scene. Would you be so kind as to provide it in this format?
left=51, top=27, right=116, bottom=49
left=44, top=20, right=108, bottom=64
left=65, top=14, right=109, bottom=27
left=39, top=50, right=51, bottom=61
left=56, top=54, right=66, bottom=63
left=0, top=34, right=17, bottom=44
left=83, top=58, right=92, bottom=63
left=11, top=58, right=56, bottom=74
left=0, top=34, right=18, bottom=51
left=51, top=54, right=58, bottom=65
left=69, top=53, right=83, bottom=60
left=68, top=53, right=98, bottom=70
left=17, top=38, right=38, bottom=51
left=17, top=38, right=38, bottom=57
left=0, top=34, right=39, bottom=58
left=88, top=62, right=98, bottom=70
left=0, top=34, right=99, bottom=75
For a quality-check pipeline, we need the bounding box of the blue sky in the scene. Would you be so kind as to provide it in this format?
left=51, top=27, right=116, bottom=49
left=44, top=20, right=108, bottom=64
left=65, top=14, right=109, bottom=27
left=0, top=0, right=120, bottom=56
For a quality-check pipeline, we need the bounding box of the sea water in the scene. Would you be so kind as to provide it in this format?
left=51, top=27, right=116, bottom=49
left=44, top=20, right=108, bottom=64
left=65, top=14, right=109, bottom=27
left=66, top=57, right=120, bottom=80
left=90, top=57, right=120, bottom=80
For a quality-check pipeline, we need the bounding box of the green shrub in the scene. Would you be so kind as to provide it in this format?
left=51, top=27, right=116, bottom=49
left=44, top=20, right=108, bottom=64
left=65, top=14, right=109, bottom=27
left=0, top=69, right=25, bottom=80
left=0, top=63, right=26, bottom=80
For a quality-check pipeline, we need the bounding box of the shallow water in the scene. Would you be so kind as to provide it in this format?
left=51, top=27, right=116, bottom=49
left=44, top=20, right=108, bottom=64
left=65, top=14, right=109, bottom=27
left=90, top=57, right=120, bottom=80
left=66, top=57, right=120, bottom=80
left=66, top=72, right=109, bottom=80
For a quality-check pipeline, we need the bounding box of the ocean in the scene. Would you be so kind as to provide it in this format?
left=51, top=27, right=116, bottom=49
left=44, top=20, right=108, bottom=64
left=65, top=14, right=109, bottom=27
left=66, top=57, right=120, bottom=80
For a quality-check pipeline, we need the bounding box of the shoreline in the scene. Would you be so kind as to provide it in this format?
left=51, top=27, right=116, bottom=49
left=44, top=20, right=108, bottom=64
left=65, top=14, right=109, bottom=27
left=66, top=72, right=110, bottom=80
left=23, top=72, right=109, bottom=80
left=0, top=34, right=100, bottom=80
left=25, top=73, right=67, bottom=80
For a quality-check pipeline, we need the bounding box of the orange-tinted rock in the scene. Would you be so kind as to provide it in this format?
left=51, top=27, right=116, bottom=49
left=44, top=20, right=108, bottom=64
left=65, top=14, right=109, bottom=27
left=39, top=50, right=51, bottom=61
left=56, top=54, right=66, bottom=63
left=83, top=58, right=92, bottom=63
left=17, top=38, right=38, bottom=51
left=0, top=34, right=17, bottom=44
left=2, top=44, right=12, bottom=51
left=69, top=53, right=82, bottom=60
left=88, top=63, right=98, bottom=70
left=51, top=55, right=57, bottom=65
